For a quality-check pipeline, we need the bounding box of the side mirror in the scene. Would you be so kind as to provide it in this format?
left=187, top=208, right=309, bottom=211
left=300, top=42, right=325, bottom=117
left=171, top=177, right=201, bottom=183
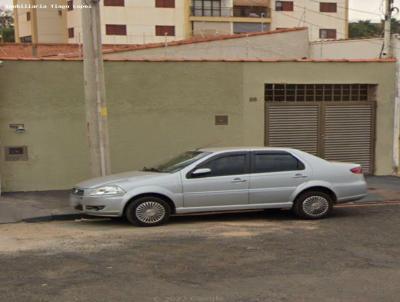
left=192, top=168, right=211, bottom=176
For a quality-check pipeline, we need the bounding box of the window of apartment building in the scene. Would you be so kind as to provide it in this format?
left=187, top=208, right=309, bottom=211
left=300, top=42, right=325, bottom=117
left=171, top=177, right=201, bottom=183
left=26, top=12, right=30, bottom=21
left=106, top=24, right=127, bottom=35
left=67, top=0, right=73, bottom=11
left=320, top=2, right=337, bottom=13
left=68, top=27, right=74, bottom=38
left=319, top=29, right=337, bottom=39
left=155, top=25, right=175, bottom=36
left=275, top=1, right=294, bottom=11
left=104, top=0, right=125, bottom=6
left=20, top=36, right=32, bottom=43
left=192, top=0, right=222, bottom=17
left=155, top=0, right=175, bottom=8
left=58, top=9, right=63, bottom=16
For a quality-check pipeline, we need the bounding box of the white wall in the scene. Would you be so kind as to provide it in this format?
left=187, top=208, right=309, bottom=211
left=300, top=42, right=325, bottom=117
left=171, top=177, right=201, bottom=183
left=310, top=38, right=383, bottom=59
left=67, top=0, right=188, bottom=45
left=15, top=0, right=32, bottom=39
left=104, top=28, right=309, bottom=59
left=67, top=0, right=83, bottom=43
left=36, top=0, right=67, bottom=43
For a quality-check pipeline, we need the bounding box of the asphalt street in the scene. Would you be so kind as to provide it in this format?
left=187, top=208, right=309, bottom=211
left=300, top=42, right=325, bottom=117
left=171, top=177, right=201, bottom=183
left=1, top=202, right=400, bottom=302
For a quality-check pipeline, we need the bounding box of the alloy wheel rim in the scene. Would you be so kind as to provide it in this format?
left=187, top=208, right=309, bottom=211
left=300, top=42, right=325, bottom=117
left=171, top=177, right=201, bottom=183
left=302, top=196, right=329, bottom=217
left=135, top=201, right=166, bottom=224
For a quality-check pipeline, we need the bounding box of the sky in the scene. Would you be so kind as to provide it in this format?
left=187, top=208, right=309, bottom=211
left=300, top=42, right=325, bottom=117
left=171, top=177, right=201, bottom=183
left=0, top=0, right=392, bottom=22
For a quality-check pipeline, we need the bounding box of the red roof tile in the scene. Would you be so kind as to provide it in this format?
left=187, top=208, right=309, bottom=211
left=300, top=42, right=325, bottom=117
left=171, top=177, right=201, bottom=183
left=100, top=27, right=309, bottom=56
left=0, top=27, right=308, bottom=59
left=0, top=43, right=135, bottom=59
left=0, top=57, right=395, bottom=63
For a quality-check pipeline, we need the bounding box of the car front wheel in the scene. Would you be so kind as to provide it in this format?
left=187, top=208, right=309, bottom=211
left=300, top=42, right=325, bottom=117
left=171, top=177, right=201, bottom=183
left=293, top=191, right=333, bottom=219
left=126, top=196, right=171, bottom=227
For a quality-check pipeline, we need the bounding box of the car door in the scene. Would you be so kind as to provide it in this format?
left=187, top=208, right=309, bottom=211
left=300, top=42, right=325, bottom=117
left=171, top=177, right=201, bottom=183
left=249, top=151, right=310, bottom=204
left=182, top=152, right=250, bottom=208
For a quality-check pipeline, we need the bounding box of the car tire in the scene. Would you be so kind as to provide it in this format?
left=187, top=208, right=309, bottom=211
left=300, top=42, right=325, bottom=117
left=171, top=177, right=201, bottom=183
left=293, top=191, right=333, bottom=220
left=125, top=196, right=171, bottom=227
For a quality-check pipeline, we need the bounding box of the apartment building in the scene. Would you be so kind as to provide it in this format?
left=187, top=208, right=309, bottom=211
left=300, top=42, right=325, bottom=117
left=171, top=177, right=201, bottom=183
left=13, top=0, right=68, bottom=43
left=13, top=0, right=348, bottom=44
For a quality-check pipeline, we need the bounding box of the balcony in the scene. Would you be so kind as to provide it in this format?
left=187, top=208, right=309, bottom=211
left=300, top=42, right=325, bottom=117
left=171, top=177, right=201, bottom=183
left=233, top=6, right=270, bottom=18
left=191, top=6, right=270, bottom=18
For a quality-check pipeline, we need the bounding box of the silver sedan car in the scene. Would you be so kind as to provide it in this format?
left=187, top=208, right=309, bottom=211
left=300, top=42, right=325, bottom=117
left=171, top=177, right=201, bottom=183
left=70, top=147, right=367, bottom=226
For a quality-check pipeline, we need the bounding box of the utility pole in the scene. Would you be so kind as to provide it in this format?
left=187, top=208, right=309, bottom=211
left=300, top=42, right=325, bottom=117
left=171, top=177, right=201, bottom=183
left=81, top=0, right=111, bottom=177
left=382, top=0, right=394, bottom=58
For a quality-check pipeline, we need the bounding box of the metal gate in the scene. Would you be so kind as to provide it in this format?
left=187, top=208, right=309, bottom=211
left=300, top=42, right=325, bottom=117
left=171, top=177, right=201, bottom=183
left=264, top=84, right=376, bottom=174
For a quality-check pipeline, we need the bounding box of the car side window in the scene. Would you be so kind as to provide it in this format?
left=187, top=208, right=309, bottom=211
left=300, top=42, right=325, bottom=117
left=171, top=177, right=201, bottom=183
left=197, top=154, right=247, bottom=177
left=253, top=152, right=305, bottom=173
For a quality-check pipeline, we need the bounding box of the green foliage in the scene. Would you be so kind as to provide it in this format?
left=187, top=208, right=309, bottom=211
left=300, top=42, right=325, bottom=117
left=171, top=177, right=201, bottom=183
left=349, top=20, right=381, bottom=39
left=390, top=18, right=400, bottom=34
left=349, top=19, right=400, bottom=39
left=0, top=8, right=15, bottom=42
left=1, top=27, right=15, bottom=42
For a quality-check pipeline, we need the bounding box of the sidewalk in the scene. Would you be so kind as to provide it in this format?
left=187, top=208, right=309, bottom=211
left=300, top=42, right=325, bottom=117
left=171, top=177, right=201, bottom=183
left=0, top=176, right=399, bottom=224
left=0, top=190, right=80, bottom=224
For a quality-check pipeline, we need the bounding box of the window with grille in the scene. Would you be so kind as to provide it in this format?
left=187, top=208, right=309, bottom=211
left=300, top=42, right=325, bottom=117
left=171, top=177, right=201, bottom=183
left=320, top=29, right=337, bottom=39
left=106, top=24, right=127, bottom=35
left=265, top=84, right=376, bottom=102
left=20, top=36, right=32, bottom=43
left=192, top=0, right=223, bottom=16
left=104, top=0, right=125, bottom=6
left=155, top=25, right=175, bottom=36
left=275, top=1, right=294, bottom=11
left=68, top=27, right=74, bottom=38
left=320, top=2, right=337, bottom=12
left=156, top=0, right=175, bottom=8
left=67, top=0, right=73, bottom=11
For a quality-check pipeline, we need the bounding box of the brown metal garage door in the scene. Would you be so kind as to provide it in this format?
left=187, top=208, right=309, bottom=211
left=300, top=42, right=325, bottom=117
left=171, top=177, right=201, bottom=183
left=264, top=84, right=376, bottom=174
left=266, top=104, right=320, bottom=155
left=324, top=103, right=375, bottom=174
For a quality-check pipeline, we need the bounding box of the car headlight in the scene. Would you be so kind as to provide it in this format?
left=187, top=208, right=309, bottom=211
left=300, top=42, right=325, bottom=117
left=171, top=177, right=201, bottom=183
left=89, top=185, right=126, bottom=196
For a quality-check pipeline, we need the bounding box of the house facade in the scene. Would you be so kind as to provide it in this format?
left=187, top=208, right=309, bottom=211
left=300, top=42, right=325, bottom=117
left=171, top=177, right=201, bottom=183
left=0, top=58, right=396, bottom=192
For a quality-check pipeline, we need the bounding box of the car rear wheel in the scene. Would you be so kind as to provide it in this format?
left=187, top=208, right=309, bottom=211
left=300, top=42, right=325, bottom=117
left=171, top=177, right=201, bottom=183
left=126, top=196, right=171, bottom=227
left=293, top=191, right=333, bottom=219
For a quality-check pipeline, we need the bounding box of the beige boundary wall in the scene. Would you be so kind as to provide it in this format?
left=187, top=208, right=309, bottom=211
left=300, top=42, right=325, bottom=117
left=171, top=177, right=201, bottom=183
left=310, top=38, right=384, bottom=59
left=0, top=60, right=396, bottom=192
left=103, top=28, right=310, bottom=60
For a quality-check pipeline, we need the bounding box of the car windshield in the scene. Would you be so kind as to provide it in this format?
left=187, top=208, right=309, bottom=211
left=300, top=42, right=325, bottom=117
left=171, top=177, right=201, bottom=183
left=142, top=151, right=210, bottom=173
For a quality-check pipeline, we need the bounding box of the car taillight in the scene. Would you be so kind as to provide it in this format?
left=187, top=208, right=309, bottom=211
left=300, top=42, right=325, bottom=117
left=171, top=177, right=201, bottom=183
left=350, top=166, right=363, bottom=174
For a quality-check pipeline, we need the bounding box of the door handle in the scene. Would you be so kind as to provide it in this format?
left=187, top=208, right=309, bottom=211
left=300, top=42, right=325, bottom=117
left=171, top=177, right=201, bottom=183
left=231, top=178, right=247, bottom=183
left=293, top=173, right=308, bottom=179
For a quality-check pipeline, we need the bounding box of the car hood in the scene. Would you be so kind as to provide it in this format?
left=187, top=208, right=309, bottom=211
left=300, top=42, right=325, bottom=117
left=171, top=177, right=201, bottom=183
left=75, top=171, right=164, bottom=189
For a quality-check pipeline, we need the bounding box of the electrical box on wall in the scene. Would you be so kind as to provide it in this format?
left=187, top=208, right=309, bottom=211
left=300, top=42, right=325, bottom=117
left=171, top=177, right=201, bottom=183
left=4, top=146, right=28, bottom=161
left=215, top=115, right=229, bottom=126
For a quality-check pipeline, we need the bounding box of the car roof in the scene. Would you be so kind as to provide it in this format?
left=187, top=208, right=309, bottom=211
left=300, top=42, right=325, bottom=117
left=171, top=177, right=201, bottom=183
left=197, top=147, right=297, bottom=153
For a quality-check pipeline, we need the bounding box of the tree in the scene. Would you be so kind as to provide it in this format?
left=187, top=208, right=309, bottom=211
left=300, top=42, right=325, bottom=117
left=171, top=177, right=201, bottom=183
left=349, top=20, right=381, bottom=39
left=390, top=18, right=400, bottom=34
left=0, top=8, right=15, bottom=42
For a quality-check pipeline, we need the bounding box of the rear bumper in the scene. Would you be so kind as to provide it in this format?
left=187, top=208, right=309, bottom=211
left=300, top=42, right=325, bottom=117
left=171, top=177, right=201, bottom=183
left=335, top=193, right=368, bottom=204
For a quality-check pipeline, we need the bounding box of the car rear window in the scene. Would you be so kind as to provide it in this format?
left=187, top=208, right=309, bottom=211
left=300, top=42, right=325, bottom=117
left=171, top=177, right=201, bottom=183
left=253, top=152, right=305, bottom=173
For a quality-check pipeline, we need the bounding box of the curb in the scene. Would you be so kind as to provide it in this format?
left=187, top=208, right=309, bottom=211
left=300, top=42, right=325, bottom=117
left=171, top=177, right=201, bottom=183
left=22, top=213, right=86, bottom=223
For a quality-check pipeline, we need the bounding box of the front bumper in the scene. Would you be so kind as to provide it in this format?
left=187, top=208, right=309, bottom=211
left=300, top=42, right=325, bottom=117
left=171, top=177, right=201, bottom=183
left=70, top=192, right=125, bottom=217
